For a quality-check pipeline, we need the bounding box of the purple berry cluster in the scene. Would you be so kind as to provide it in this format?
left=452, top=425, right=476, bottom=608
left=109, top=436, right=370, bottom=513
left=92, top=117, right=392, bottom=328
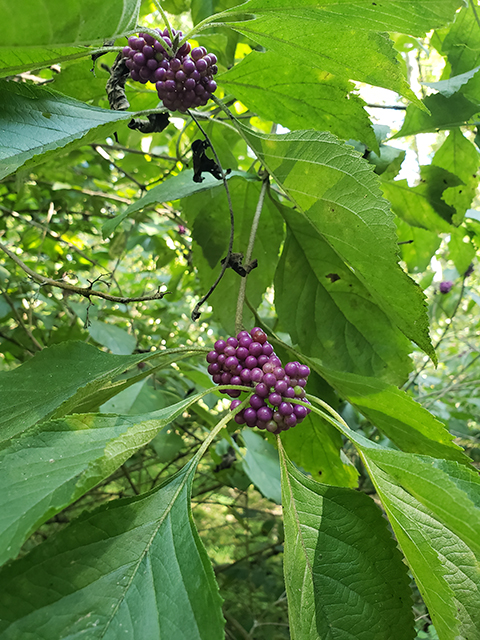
left=122, top=28, right=218, bottom=113
left=439, top=280, right=453, bottom=294
left=207, top=328, right=311, bottom=434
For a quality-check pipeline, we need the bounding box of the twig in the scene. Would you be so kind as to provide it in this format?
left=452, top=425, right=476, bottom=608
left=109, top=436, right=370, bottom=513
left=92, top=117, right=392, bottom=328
left=120, top=464, right=139, bottom=495
left=188, top=110, right=236, bottom=321
left=0, top=283, right=43, bottom=351
left=0, top=241, right=170, bottom=305
left=235, top=176, right=269, bottom=334
left=365, top=103, right=407, bottom=110
left=405, top=275, right=468, bottom=391
left=93, top=145, right=146, bottom=191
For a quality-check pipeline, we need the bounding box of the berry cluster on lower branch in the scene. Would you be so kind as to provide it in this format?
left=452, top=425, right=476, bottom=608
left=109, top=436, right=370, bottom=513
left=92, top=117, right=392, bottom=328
left=207, top=328, right=311, bottom=434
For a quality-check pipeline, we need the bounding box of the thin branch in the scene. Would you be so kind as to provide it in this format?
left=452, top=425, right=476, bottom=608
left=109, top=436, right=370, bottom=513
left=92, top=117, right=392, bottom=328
left=0, top=241, right=170, bottom=305
left=470, top=0, right=480, bottom=31
left=188, top=109, right=236, bottom=321
left=0, top=283, right=43, bottom=351
left=365, top=103, right=407, bottom=110
left=405, top=275, right=468, bottom=391
left=235, top=176, right=269, bottom=334
left=93, top=145, right=146, bottom=191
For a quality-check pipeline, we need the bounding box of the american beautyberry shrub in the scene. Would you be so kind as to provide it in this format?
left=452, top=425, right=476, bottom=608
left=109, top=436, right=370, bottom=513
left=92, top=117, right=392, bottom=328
left=122, top=28, right=218, bottom=113
left=207, top=328, right=311, bottom=434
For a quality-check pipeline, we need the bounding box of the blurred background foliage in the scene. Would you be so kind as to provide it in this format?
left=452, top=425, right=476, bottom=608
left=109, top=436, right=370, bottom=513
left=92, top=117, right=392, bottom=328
left=1, top=1, right=480, bottom=637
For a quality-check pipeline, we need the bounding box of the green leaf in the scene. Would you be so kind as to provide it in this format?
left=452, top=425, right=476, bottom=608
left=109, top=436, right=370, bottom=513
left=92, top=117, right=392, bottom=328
left=381, top=165, right=462, bottom=232
left=0, top=457, right=225, bottom=639
left=393, top=92, right=480, bottom=138
left=363, top=459, right=480, bottom=640
left=363, top=449, right=480, bottom=558
left=395, top=218, right=442, bottom=273
left=241, top=126, right=434, bottom=358
left=182, top=177, right=284, bottom=332
left=222, top=0, right=465, bottom=107
left=225, top=0, right=463, bottom=35
left=0, top=0, right=140, bottom=46
left=422, top=66, right=480, bottom=98
left=281, top=412, right=359, bottom=488
left=275, top=207, right=413, bottom=383
left=0, top=47, right=90, bottom=77
left=441, top=2, right=480, bottom=76
left=448, top=227, right=476, bottom=275
left=240, top=428, right=282, bottom=503
left=102, top=169, right=256, bottom=238
left=0, top=341, right=197, bottom=443
left=310, top=363, right=468, bottom=463
left=88, top=319, right=137, bottom=355
left=432, top=128, right=480, bottom=224
left=219, top=50, right=377, bottom=150
left=0, top=80, right=131, bottom=180
left=278, top=442, right=414, bottom=640
left=0, top=395, right=202, bottom=566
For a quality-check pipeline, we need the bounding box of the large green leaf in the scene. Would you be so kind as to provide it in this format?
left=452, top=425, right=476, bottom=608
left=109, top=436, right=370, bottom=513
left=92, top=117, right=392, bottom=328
left=221, top=0, right=464, bottom=105
left=393, top=92, right=480, bottom=138
left=381, top=165, right=461, bottom=232
left=0, top=457, right=225, bottom=639
left=364, top=449, right=480, bottom=558
left=0, top=395, right=203, bottom=566
left=281, top=412, right=359, bottom=488
left=363, top=459, right=480, bottom=640
left=0, top=80, right=131, bottom=180
left=441, top=2, right=480, bottom=76
left=102, top=169, right=256, bottom=238
left=0, top=0, right=140, bottom=46
left=241, top=126, right=434, bottom=358
left=219, top=50, right=377, bottom=150
left=0, top=47, right=89, bottom=77
left=432, top=128, right=480, bottom=224
left=278, top=441, right=414, bottom=640
left=225, top=0, right=462, bottom=35
left=275, top=207, right=413, bottom=383
left=312, top=363, right=468, bottom=463
left=182, top=177, right=284, bottom=332
left=0, top=341, right=197, bottom=443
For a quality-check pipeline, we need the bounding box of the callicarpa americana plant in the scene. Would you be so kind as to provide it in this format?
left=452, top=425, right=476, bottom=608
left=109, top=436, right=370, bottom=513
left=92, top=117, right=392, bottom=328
left=0, top=1, right=479, bottom=640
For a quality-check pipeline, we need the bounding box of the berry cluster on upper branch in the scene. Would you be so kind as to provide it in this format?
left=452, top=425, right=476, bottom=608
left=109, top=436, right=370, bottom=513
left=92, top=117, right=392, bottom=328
left=122, top=28, right=218, bottom=113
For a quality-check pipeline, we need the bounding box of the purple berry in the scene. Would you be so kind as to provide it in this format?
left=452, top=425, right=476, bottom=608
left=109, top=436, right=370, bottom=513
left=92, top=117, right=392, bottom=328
left=293, top=404, right=308, bottom=420
left=250, top=394, right=265, bottom=410
left=440, top=280, right=453, bottom=294
left=251, top=368, right=264, bottom=383
left=268, top=392, right=282, bottom=407
left=249, top=342, right=263, bottom=357
left=225, top=356, right=239, bottom=370
left=275, top=380, right=288, bottom=395
left=191, top=47, right=203, bottom=60
left=298, top=364, right=310, bottom=378
left=263, top=373, right=277, bottom=388
left=236, top=347, right=249, bottom=361
left=240, top=369, right=252, bottom=384
left=279, top=402, right=293, bottom=416
left=257, top=406, right=273, bottom=422
left=255, top=383, right=269, bottom=398
left=244, top=408, right=257, bottom=427
left=206, top=350, right=217, bottom=363
left=214, top=339, right=226, bottom=352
